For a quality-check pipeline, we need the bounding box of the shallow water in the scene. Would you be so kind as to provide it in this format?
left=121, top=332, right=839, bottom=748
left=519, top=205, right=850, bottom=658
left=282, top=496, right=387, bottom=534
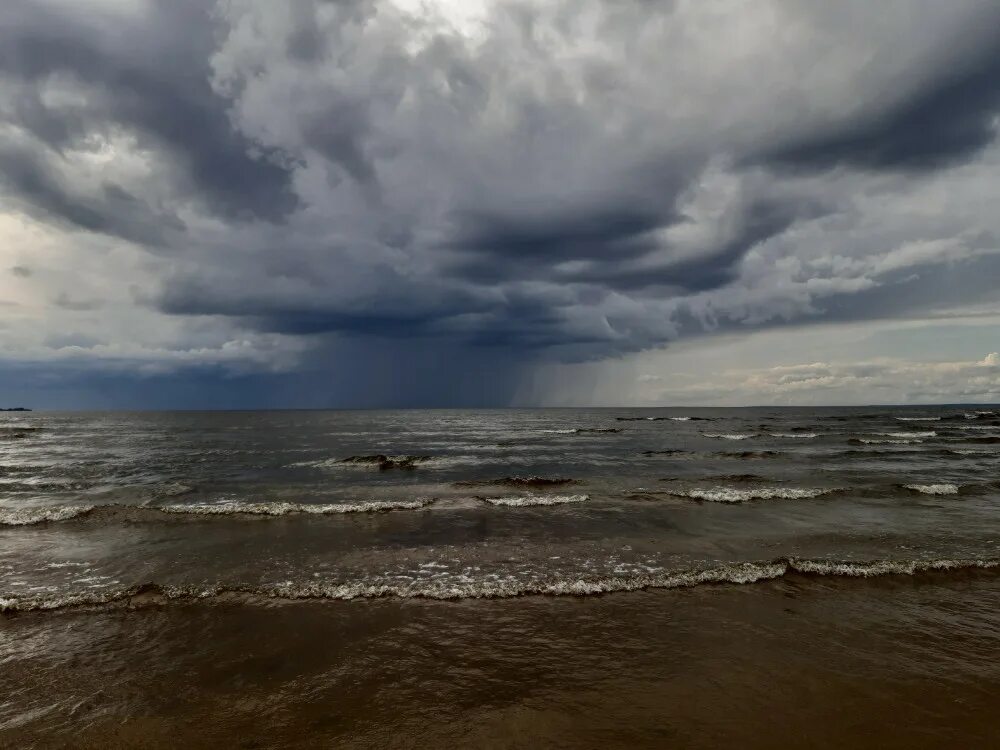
left=2, top=407, right=999, bottom=745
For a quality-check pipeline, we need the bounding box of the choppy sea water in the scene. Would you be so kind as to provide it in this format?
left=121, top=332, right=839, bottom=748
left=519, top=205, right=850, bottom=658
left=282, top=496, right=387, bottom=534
left=2, top=407, right=1000, bottom=746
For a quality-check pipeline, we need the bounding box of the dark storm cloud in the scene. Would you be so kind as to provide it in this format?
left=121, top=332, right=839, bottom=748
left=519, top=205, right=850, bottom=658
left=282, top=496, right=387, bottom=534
left=757, top=22, right=1000, bottom=172
left=0, top=0, right=299, bottom=225
left=443, top=204, right=671, bottom=282
left=4, top=0, right=1000, bottom=408
left=446, top=194, right=827, bottom=295
left=0, top=145, right=181, bottom=245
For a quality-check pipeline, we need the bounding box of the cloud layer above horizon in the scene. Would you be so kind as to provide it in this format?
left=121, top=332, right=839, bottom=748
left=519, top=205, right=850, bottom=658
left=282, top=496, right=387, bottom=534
left=2, top=0, right=1000, bottom=407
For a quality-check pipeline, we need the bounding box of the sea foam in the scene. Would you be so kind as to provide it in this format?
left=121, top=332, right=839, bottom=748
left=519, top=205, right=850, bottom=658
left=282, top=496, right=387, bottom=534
left=0, top=505, right=95, bottom=526
left=481, top=494, right=588, bottom=507
left=670, top=487, right=837, bottom=503
left=4, top=556, right=997, bottom=613
left=903, top=483, right=960, bottom=495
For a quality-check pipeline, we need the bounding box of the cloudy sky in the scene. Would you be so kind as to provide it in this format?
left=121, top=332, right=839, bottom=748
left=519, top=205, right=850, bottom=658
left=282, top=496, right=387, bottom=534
left=1, top=0, right=999, bottom=408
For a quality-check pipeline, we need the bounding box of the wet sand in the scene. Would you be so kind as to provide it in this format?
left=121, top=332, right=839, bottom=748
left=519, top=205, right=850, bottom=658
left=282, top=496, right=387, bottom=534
left=4, top=571, right=999, bottom=749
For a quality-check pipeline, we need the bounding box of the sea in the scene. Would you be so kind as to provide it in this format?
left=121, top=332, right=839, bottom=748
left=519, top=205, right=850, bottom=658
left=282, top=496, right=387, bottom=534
left=2, top=407, right=999, bottom=748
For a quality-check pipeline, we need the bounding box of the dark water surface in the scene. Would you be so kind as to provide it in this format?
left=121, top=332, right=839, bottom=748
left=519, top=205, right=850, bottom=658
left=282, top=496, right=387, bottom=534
left=2, top=407, right=999, bottom=747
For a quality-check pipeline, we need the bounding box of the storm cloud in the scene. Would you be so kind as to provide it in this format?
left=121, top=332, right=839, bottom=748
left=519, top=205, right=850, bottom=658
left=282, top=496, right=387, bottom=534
left=2, top=0, right=1000, bottom=406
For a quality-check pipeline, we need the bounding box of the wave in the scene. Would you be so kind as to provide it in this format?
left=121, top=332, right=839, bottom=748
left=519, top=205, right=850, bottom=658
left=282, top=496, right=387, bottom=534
left=0, top=499, right=436, bottom=526
left=0, top=480, right=91, bottom=492
left=0, top=505, right=95, bottom=526
left=617, top=416, right=711, bottom=422
left=641, top=449, right=690, bottom=456
left=768, top=432, right=818, bottom=438
left=668, top=487, right=838, bottom=503
left=294, top=454, right=463, bottom=470
left=703, top=433, right=756, bottom=440
left=5, top=556, right=997, bottom=614
left=840, top=448, right=971, bottom=459
left=340, top=454, right=433, bottom=470
left=701, top=473, right=768, bottom=482
left=0, top=431, right=34, bottom=440
left=480, top=494, right=588, bottom=507
left=160, top=499, right=436, bottom=516
left=938, top=411, right=999, bottom=421
left=903, top=483, right=960, bottom=495
left=717, top=450, right=781, bottom=459
left=454, top=476, right=576, bottom=488
left=895, top=416, right=941, bottom=422
left=537, top=427, right=620, bottom=434
left=874, top=431, right=937, bottom=438
left=849, top=438, right=923, bottom=445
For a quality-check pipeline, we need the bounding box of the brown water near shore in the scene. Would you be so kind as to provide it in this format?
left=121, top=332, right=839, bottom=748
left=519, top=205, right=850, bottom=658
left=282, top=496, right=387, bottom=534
left=4, top=570, right=999, bottom=749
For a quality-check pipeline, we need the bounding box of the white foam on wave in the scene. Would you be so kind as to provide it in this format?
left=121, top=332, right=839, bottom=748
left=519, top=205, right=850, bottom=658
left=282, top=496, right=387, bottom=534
left=876, top=431, right=937, bottom=438
left=5, top=557, right=997, bottom=612
left=669, top=417, right=691, bottom=421
left=789, top=558, right=996, bottom=577
left=538, top=429, right=577, bottom=434
left=703, top=433, right=755, bottom=440
left=482, top=494, right=588, bottom=507
left=0, top=505, right=95, bottom=526
left=769, top=432, right=818, bottom=438
left=903, top=483, right=960, bottom=495
left=671, top=487, right=836, bottom=503
left=159, top=499, right=436, bottom=516
left=857, top=438, right=923, bottom=445
left=895, top=417, right=941, bottom=422
left=952, top=425, right=1000, bottom=430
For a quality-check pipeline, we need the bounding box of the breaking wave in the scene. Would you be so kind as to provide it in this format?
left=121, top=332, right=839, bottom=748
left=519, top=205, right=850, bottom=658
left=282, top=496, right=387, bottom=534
left=875, top=431, right=937, bottom=438
left=668, top=487, right=838, bottom=503
left=903, top=483, right=960, bottom=495
left=0, top=505, right=96, bottom=526
left=849, top=438, right=923, bottom=445
left=0, top=499, right=436, bottom=526
left=480, top=494, right=588, bottom=507
left=895, top=417, right=941, bottom=422
left=768, top=432, right=818, bottom=439
left=703, top=433, right=756, bottom=440
left=538, top=427, right=621, bottom=434
left=4, top=556, right=997, bottom=614
left=159, top=499, right=436, bottom=515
